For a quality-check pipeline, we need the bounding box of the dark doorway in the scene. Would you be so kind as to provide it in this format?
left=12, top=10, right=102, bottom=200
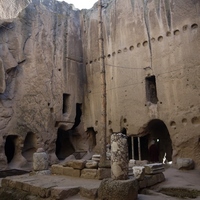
left=5, top=135, right=18, bottom=163
left=22, top=132, right=37, bottom=162
left=55, top=128, right=75, bottom=160
left=139, top=119, right=173, bottom=163
left=145, top=75, right=158, bottom=104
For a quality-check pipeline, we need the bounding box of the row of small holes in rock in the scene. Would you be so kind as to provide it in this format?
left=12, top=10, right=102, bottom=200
left=170, top=116, right=200, bottom=129
left=86, top=23, right=198, bottom=65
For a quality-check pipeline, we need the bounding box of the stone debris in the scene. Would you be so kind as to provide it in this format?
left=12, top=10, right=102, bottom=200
left=177, top=158, right=195, bottom=170
left=132, top=166, right=145, bottom=180
left=85, top=160, right=98, bottom=169
left=144, top=163, right=165, bottom=174
left=92, top=155, right=101, bottom=162
left=98, top=178, right=138, bottom=200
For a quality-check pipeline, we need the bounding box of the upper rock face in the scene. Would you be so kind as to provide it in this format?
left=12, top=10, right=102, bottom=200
left=0, top=0, right=31, bottom=20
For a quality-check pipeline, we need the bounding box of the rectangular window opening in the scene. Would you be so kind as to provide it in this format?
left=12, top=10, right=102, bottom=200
left=145, top=75, right=158, bottom=104
left=62, top=93, right=70, bottom=114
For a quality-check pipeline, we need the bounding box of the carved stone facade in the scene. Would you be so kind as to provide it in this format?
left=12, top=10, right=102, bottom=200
left=0, top=0, right=200, bottom=169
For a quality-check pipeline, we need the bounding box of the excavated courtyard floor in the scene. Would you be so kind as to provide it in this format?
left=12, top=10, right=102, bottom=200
left=0, top=167, right=200, bottom=199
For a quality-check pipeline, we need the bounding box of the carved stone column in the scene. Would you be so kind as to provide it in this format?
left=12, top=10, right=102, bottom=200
left=111, top=133, right=128, bottom=180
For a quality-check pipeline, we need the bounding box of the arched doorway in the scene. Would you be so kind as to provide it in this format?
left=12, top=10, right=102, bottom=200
left=137, top=119, right=173, bottom=163
left=22, top=132, right=37, bottom=162
left=5, top=135, right=18, bottom=163
left=55, top=127, right=75, bottom=160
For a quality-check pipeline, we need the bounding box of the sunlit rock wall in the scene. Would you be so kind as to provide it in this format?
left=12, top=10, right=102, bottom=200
left=0, top=0, right=85, bottom=169
left=82, top=0, right=200, bottom=168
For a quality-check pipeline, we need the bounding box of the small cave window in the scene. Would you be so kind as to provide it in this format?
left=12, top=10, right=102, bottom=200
left=62, top=93, right=70, bottom=114
left=5, top=135, right=18, bottom=163
left=145, top=75, right=158, bottom=104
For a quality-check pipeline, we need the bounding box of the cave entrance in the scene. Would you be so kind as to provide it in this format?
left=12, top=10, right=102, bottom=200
left=55, top=127, right=75, bottom=160
left=5, top=135, right=18, bottom=163
left=136, top=119, right=172, bottom=163
left=22, top=132, right=37, bottom=162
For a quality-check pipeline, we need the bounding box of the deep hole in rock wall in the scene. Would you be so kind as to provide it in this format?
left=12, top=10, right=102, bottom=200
left=71, top=103, right=82, bottom=130
left=62, top=93, right=70, bottom=114
left=145, top=76, right=158, bottom=104
left=22, top=132, right=37, bottom=162
left=5, top=135, right=18, bottom=163
left=56, top=128, right=75, bottom=160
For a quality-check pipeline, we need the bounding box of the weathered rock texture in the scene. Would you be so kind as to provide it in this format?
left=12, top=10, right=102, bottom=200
left=0, top=0, right=200, bottom=170
left=0, top=0, right=89, bottom=169
left=82, top=0, right=200, bottom=168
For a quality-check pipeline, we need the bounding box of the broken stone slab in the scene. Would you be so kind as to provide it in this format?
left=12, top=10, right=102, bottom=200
left=33, top=149, right=49, bottom=171
left=177, top=158, right=194, bottom=170
left=64, top=159, right=86, bottom=169
left=138, top=173, right=165, bottom=189
left=81, top=169, right=97, bottom=179
left=144, top=163, right=165, bottom=174
left=85, top=160, right=98, bottom=169
left=98, top=178, right=138, bottom=200
left=51, top=186, right=80, bottom=200
left=132, top=166, right=145, bottom=180
left=79, top=187, right=97, bottom=199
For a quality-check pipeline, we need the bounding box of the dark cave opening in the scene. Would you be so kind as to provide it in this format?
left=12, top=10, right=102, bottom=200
left=55, top=128, right=75, bottom=160
left=5, top=135, right=18, bottom=163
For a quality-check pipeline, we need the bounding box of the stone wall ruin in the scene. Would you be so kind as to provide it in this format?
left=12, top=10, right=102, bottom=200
left=0, top=0, right=200, bottom=169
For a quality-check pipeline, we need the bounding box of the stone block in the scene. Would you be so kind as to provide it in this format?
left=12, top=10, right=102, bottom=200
left=177, top=158, right=194, bottom=170
left=85, top=160, right=98, bottom=169
left=144, top=163, right=165, bottom=174
left=98, top=178, right=138, bottom=200
left=97, top=168, right=111, bottom=180
left=51, top=187, right=80, bottom=200
left=51, top=164, right=64, bottom=175
left=146, top=174, right=158, bottom=187
left=65, top=160, right=86, bottom=169
left=63, top=167, right=80, bottom=177
left=33, top=152, right=48, bottom=171
left=138, top=178, right=147, bottom=189
left=132, top=166, right=145, bottom=180
left=129, top=159, right=136, bottom=168
left=80, top=187, right=97, bottom=199
left=81, top=169, right=97, bottom=179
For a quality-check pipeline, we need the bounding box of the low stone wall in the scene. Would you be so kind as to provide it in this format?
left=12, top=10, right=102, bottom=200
left=51, top=160, right=111, bottom=180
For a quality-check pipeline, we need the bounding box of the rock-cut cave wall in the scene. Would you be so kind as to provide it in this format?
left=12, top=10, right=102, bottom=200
left=0, top=0, right=89, bottom=169
left=82, top=0, right=200, bottom=168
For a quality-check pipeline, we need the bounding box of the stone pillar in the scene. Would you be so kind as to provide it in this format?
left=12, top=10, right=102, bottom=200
left=33, top=148, right=48, bottom=171
left=111, top=133, right=128, bottom=180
